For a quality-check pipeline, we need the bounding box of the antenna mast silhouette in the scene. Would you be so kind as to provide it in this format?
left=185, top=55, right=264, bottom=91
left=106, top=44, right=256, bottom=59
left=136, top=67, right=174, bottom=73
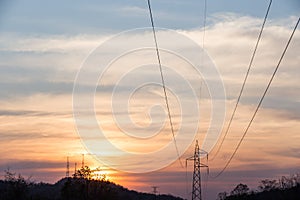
left=186, top=140, right=209, bottom=200
left=66, top=156, right=70, bottom=177
left=82, top=154, right=85, bottom=168
left=74, top=162, right=77, bottom=177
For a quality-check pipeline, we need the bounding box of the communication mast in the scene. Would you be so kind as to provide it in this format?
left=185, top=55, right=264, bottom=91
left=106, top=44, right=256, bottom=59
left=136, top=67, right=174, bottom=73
left=66, top=156, right=70, bottom=177
left=73, top=162, right=78, bottom=178
left=82, top=154, right=85, bottom=168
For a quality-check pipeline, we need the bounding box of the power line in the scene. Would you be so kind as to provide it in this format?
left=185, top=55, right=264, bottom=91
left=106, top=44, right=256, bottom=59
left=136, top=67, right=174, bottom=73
left=210, top=0, right=273, bottom=161
left=186, top=1, right=208, bottom=196
left=199, top=0, right=207, bottom=108
left=202, top=0, right=207, bottom=50
left=185, top=160, right=190, bottom=198
left=146, top=0, right=183, bottom=167
left=212, top=17, right=300, bottom=178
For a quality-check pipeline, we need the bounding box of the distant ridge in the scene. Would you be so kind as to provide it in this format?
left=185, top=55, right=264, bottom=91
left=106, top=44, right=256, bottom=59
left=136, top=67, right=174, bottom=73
left=0, top=176, right=184, bottom=200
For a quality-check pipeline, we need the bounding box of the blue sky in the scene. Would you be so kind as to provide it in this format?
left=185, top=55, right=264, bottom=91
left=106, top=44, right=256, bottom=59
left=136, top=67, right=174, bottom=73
left=0, top=0, right=299, bottom=34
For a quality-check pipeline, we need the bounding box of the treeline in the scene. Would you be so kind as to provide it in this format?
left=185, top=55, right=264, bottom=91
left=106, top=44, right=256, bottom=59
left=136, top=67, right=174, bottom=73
left=0, top=167, right=183, bottom=200
left=217, top=174, right=300, bottom=200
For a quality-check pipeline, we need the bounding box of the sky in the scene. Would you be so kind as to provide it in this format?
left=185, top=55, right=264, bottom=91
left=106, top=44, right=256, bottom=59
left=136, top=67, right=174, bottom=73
left=0, top=0, right=300, bottom=199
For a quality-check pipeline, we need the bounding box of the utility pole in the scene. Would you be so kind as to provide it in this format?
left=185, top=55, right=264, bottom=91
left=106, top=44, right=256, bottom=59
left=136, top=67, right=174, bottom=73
left=152, top=186, right=159, bottom=200
left=186, top=140, right=209, bottom=200
left=66, top=156, right=70, bottom=177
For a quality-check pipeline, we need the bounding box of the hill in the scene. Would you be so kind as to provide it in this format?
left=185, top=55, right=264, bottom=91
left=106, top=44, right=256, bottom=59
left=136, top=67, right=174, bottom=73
left=0, top=168, right=183, bottom=200
left=217, top=175, right=300, bottom=200
left=222, top=185, right=300, bottom=200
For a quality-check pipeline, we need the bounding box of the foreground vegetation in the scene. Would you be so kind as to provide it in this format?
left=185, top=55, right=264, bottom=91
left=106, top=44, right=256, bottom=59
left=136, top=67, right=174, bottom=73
left=217, top=174, right=300, bottom=200
left=0, top=167, right=183, bottom=200
left=1, top=166, right=299, bottom=200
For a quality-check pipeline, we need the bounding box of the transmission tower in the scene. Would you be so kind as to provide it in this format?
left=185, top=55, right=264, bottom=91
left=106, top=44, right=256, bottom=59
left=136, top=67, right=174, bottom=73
left=66, top=156, right=70, bottom=177
left=186, top=140, right=209, bottom=200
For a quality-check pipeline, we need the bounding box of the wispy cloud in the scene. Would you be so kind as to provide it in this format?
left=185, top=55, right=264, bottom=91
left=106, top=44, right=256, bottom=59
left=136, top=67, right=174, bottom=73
left=119, top=6, right=148, bottom=16
left=0, top=12, right=299, bottom=199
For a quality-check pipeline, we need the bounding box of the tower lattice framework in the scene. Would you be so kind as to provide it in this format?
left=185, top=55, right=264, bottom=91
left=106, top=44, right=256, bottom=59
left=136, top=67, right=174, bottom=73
left=186, top=140, right=209, bottom=200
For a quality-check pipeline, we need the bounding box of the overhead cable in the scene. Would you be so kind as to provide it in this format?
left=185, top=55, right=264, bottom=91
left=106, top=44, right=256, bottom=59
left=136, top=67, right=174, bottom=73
left=210, top=0, right=273, bottom=161
left=212, top=17, right=300, bottom=178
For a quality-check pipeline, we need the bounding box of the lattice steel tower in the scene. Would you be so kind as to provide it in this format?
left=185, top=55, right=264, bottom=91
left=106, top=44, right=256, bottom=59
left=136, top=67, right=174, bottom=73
left=186, top=140, right=208, bottom=200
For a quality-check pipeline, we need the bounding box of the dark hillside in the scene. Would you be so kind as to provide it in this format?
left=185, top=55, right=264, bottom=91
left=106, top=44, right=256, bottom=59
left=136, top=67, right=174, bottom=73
left=0, top=168, right=183, bottom=200
left=218, top=175, right=300, bottom=200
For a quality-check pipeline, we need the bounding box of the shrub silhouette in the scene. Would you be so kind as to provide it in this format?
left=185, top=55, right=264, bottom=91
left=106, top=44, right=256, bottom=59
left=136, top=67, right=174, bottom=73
left=0, top=169, right=30, bottom=200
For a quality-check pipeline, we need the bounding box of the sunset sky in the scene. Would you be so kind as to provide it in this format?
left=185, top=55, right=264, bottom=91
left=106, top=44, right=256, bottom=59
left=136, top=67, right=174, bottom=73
left=0, top=0, right=299, bottom=199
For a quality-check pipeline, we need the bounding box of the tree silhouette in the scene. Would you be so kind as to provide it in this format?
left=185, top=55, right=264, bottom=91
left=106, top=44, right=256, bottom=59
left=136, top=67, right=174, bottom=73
left=61, top=166, right=117, bottom=200
left=217, top=191, right=228, bottom=200
left=0, top=168, right=183, bottom=200
left=258, top=179, right=278, bottom=192
left=217, top=174, right=300, bottom=200
left=1, top=169, right=30, bottom=200
left=230, top=183, right=249, bottom=196
left=73, top=166, right=106, bottom=181
left=74, top=166, right=93, bottom=180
